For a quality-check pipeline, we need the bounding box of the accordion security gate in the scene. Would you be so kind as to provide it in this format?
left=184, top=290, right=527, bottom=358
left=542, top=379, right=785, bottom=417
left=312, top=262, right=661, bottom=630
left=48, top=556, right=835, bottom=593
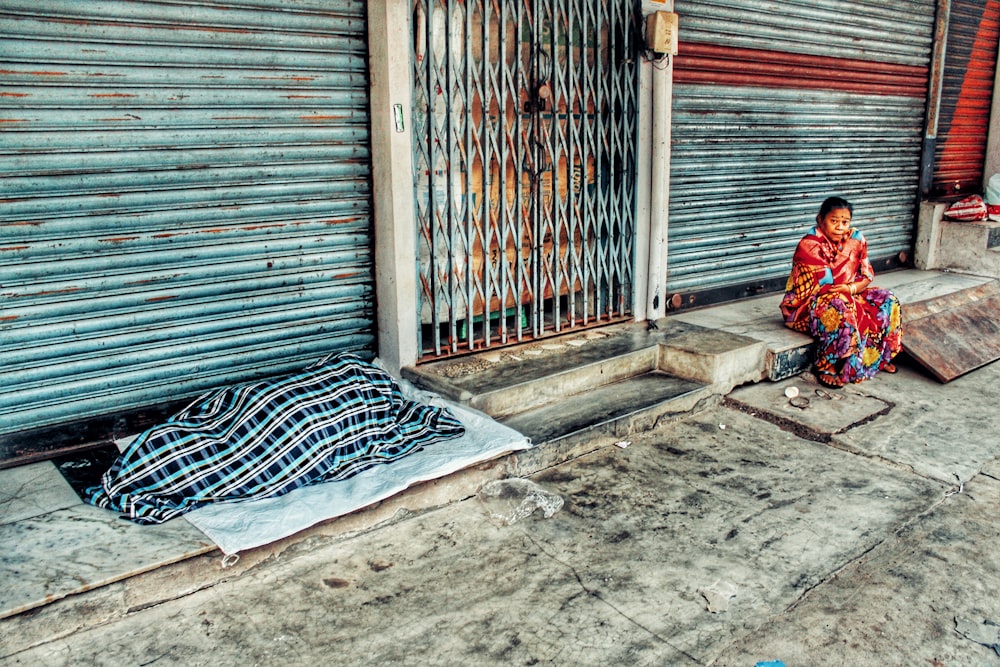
left=412, top=0, right=639, bottom=358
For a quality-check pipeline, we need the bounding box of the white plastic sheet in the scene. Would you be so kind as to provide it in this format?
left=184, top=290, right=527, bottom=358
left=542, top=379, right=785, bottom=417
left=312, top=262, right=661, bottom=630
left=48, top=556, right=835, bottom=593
left=185, top=377, right=531, bottom=555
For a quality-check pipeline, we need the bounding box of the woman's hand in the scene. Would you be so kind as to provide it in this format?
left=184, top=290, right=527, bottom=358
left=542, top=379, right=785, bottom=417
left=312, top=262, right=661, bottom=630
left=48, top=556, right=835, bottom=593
left=834, top=279, right=871, bottom=297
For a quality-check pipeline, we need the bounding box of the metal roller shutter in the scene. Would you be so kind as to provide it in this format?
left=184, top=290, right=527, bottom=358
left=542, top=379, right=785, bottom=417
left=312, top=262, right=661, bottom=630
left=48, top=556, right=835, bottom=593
left=668, top=0, right=935, bottom=305
left=931, top=0, right=1000, bottom=197
left=0, top=1, right=375, bottom=440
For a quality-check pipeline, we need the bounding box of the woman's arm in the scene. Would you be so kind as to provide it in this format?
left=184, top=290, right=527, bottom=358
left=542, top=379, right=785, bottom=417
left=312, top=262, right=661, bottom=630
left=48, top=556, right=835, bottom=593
left=833, top=231, right=873, bottom=296
left=836, top=277, right=871, bottom=296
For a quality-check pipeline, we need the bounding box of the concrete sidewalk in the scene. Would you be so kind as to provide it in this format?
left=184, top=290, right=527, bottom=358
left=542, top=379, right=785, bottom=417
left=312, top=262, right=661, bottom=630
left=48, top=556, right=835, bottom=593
left=4, top=339, right=1000, bottom=666
left=3, top=267, right=1000, bottom=666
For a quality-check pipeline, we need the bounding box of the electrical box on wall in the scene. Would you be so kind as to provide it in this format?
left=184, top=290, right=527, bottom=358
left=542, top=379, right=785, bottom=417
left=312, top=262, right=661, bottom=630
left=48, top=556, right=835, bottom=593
left=641, top=0, right=670, bottom=14
left=646, top=11, right=678, bottom=55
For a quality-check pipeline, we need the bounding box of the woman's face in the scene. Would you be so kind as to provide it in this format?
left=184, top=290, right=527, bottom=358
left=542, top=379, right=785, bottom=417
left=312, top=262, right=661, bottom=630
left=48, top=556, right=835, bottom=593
left=818, top=207, right=852, bottom=243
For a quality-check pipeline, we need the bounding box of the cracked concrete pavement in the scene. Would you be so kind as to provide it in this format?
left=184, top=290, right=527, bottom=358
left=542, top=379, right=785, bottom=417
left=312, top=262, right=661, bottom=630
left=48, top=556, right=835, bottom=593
left=3, top=356, right=1000, bottom=667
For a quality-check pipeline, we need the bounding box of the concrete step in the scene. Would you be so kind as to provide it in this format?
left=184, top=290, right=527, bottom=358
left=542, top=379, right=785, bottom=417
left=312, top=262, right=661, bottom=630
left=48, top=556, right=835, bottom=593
left=500, top=370, right=710, bottom=448
left=398, top=321, right=766, bottom=477
left=402, top=320, right=767, bottom=419
left=919, top=201, right=1000, bottom=278
left=402, top=330, right=660, bottom=418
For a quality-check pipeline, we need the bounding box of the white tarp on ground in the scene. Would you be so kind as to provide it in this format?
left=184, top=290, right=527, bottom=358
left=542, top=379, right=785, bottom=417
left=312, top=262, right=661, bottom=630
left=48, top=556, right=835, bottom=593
left=184, top=379, right=531, bottom=555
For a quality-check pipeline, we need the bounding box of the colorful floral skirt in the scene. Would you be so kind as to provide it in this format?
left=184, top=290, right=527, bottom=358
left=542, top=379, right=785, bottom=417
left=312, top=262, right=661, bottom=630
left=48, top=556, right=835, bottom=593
left=806, top=287, right=903, bottom=384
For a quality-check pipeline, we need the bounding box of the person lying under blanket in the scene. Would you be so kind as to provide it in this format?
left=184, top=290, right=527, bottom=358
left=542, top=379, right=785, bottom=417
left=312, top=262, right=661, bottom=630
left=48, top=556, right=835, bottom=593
left=86, top=353, right=465, bottom=524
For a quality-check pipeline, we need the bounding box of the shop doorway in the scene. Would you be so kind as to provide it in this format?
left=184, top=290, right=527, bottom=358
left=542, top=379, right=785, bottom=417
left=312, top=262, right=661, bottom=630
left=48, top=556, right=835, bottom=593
left=412, top=0, right=640, bottom=358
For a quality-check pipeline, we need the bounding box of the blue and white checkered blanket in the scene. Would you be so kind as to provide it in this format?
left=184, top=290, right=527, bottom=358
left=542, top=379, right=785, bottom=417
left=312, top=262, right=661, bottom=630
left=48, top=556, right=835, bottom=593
left=86, top=354, right=465, bottom=524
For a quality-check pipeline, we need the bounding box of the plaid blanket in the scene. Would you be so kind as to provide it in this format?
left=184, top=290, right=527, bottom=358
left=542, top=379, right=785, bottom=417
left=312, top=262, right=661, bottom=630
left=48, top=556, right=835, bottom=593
left=86, top=354, right=465, bottom=524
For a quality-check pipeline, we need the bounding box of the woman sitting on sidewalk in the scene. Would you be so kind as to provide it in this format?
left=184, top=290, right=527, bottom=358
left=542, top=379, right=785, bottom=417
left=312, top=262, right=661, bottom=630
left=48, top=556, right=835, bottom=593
left=780, top=196, right=903, bottom=388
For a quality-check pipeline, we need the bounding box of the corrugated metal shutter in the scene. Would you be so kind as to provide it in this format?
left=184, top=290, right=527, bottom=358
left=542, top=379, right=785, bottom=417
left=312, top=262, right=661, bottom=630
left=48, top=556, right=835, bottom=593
left=667, top=0, right=934, bottom=304
left=0, top=0, right=375, bottom=438
left=931, top=0, right=1000, bottom=197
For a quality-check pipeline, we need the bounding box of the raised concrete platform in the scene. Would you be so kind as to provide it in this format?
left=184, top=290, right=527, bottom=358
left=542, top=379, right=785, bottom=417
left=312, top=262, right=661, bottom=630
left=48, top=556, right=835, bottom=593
left=669, top=268, right=997, bottom=380
left=2, top=268, right=995, bottom=657
left=916, top=200, right=1000, bottom=279
left=404, top=319, right=764, bottom=457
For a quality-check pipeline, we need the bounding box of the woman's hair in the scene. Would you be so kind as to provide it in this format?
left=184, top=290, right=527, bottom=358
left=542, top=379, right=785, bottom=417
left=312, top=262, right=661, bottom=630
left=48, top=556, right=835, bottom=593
left=818, top=196, right=853, bottom=219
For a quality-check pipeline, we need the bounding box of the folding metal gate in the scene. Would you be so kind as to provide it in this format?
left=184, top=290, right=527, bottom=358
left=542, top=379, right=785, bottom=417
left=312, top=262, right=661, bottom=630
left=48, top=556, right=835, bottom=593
left=412, top=0, right=639, bottom=358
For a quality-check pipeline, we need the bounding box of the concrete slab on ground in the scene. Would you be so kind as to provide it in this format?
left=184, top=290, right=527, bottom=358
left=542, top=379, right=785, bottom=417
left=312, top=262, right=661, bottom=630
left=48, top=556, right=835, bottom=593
left=726, top=357, right=1000, bottom=488
left=0, top=501, right=214, bottom=618
left=0, top=462, right=80, bottom=526
left=830, top=356, right=1000, bottom=486
left=883, top=268, right=995, bottom=301
left=713, top=473, right=1000, bottom=667
left=2, top=404, right=946, bottom=666
left=725, top=374, right=891, bottom=439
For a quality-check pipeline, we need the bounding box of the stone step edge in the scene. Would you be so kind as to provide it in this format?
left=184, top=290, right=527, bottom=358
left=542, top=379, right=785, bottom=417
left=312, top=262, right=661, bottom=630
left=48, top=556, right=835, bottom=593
left=404, top=344, right=660, bottom=419
left=501, top=372, right=715, bottom=448
left=405, top=322, right=769, bottom=420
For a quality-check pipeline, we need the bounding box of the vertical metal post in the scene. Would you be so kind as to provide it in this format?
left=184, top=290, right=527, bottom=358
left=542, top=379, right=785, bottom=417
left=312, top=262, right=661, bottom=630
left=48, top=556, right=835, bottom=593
left=647, top=54, right=672, bottom=319
left=633, top=59, right=653, bottom=323
left=919, top=0, right=950, bottom=196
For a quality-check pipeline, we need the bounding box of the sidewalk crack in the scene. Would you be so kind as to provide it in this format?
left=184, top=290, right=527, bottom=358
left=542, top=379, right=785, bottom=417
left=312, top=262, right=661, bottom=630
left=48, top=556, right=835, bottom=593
left=521, top=531, right=700, bottom=663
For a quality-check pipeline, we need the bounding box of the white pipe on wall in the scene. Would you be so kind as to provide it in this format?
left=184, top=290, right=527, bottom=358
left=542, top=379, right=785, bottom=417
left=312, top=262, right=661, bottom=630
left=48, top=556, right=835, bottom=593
left=646, top=53, right=672, bottom=320
left=633, top=60, right=653, bottom=323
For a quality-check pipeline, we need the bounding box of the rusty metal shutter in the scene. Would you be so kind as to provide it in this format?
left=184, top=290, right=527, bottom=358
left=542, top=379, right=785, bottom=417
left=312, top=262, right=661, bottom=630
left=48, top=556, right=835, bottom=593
left=667, top=0, right=935, bottom=306
left=931, top=0, right=1000, bottom=197
left=0, top=0, right=374, bottom=439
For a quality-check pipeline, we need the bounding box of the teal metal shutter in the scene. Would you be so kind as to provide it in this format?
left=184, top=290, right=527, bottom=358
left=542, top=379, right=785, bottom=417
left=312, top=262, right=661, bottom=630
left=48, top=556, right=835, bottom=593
left=0, top=1, right=375, bottom=439
left=667, top=0, right=935, bottom=306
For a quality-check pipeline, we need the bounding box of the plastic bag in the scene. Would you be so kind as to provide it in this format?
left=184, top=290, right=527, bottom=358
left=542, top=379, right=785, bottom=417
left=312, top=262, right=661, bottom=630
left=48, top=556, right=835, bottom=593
left=478, top=478, right=564, bottom=525
left=944, top=194, right=988, bottom=222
